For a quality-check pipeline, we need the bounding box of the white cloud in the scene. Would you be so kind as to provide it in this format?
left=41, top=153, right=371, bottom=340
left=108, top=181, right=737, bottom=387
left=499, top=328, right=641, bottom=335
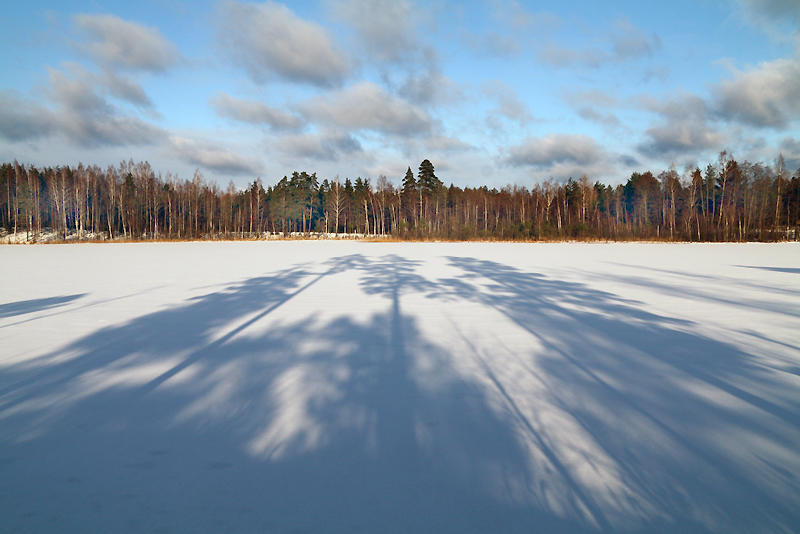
left=538, top=18, right=660, bottom=68
left=609, top=19, right=661, bottom=60
left=300, top=82, right=433, bottom=137
left=211, top=93, right=305, bottom=131
left=739, top=0, right=800, bottom=25
left=639, top=121, right=723, bottom=159
left=100, top=70, right=152, bottom=108
left=330, top=0, right=418, bottom=63
left=564, top=90, right=622, bottom=129
left=218, top=1, right=351, bottom=87
left=577, top=107, right=621, bottom=128
left=73, top=14, right=181, bottom=72
left=713, top=57, right=800, bottom=129
left=169, top=136, right=260, bottom=175
left=733, top=0, right=800, bottom=46
left=483, top=81, right=534, bottom=127
left=276, top=130, right=364, bottom=161
left=0, top=91, right=56, bottom=142
left=637, top=94, right=723, bottom=159
left=0, top=62, right=161, bottom=149
left=398, top=51, right=462, bottom=106
left=779, top=137, right=800, bottom=169
left=635, top=51, right=800, bottom=162
left=506, top=134, right=603, bottom=168
left=43, top=67, right=164, bottom=148
left=424, top=135, right=474, bottom=153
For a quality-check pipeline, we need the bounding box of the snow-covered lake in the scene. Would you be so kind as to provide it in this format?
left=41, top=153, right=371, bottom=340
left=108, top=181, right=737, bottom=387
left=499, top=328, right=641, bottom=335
left=2, top=242, right=799, bottom=533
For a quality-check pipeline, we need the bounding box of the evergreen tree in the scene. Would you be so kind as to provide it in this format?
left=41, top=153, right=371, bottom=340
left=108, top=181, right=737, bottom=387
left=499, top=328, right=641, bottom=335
left=344, top=178, right=354, bottom=232
left=401, top=167, right=417, bottom=225
left=417, top=159, right=442, bottom=197
left=418, top=160, right=444, bottom=231
left=354, top=177, right=371, bottom=233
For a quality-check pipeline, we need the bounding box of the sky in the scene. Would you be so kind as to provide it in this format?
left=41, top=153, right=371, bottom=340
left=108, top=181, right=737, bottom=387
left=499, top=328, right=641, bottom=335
left=1, top=0, right=799, bottom=190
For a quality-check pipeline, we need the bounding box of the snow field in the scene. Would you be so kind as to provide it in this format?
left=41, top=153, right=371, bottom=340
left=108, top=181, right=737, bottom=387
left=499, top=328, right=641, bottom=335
left=1, top=242, right=799, bottom=533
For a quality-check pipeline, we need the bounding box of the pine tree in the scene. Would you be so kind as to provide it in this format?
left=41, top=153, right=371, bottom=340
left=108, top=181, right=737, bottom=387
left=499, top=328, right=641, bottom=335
left=418, top=159, right=441, bottom=196
left=418, top=159, right=443, bottom=230
left=401, top=166, right=417, bottom=224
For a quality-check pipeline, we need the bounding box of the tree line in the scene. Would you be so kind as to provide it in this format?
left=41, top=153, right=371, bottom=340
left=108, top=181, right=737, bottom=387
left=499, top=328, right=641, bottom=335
left=1, top=153, right=799, bottom=242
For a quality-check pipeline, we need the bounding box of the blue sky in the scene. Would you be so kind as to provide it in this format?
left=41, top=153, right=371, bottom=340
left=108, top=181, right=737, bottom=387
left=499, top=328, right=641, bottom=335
left=1, top=0, right=798, bottom=190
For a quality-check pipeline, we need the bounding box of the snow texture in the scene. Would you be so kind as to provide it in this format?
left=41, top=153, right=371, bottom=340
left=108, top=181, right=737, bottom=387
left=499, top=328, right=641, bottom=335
left=1, top=242, right=799, bottom=533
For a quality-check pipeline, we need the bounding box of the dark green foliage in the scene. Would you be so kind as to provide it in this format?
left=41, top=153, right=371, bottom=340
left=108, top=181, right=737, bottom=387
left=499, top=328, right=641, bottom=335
left=417, top=159, right=442, bottom=197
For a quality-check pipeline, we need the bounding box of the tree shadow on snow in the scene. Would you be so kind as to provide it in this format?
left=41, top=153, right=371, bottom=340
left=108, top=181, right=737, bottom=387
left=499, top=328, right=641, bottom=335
left=1, top=255, right=588, bottom=533
left=437, top=256, right=800, bottom=533
left=597, top=262, right=800, bottom=319
left=0, top=294, right=87, bottom=319
left=737, top=265, right=800, bottom=275
left=1, top=254, right=799, bottom=533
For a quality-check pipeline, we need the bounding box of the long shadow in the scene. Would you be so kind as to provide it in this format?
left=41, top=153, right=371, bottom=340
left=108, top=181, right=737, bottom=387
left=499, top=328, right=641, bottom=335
left=0, top=254, right=592, bottom=534
left=0, top=261, right=325, bottom=403
left=0, top=294, right=86, bottom=319
left=3, top=253, right=799, bottom=533
left=597, top=263, right=800, bottom=318
left=738, top=265, right=800, bottom=275
left=439, top=256, right=800, bottom=533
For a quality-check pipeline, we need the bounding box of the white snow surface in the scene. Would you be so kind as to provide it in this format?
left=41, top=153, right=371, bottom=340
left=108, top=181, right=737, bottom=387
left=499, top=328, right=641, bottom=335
left=1, top=242, right=799, bottom=533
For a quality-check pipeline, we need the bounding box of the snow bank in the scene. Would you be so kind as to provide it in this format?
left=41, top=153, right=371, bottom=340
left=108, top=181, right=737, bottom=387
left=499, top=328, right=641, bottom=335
left=1, top=242, right=799, bottom=533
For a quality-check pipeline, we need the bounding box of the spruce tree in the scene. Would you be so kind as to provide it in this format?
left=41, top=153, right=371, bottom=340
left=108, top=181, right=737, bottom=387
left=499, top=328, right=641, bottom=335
left=402, top=166, right=416, bottom=193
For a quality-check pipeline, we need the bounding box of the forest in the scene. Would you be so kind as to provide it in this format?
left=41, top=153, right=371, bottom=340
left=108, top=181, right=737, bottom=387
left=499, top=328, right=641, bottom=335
left=1, top=153, right=799, bottom=242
